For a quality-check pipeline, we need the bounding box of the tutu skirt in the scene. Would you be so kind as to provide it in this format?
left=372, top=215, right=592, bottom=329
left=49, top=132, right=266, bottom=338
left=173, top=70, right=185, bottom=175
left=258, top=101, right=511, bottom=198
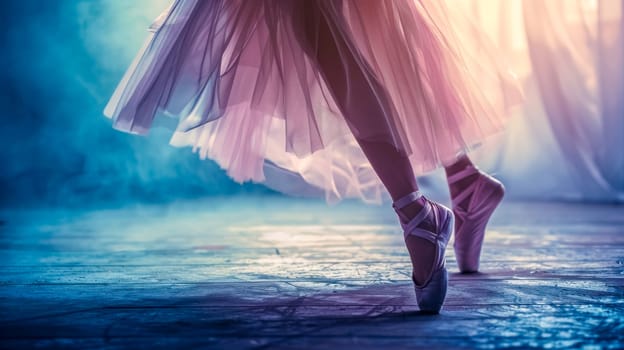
left=104, top=0, right=522, bottom=203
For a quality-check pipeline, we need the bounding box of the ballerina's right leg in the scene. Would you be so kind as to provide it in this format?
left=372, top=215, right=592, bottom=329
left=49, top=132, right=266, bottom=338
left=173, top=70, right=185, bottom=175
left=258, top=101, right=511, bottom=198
left=293, top=2, right=438, bottom=285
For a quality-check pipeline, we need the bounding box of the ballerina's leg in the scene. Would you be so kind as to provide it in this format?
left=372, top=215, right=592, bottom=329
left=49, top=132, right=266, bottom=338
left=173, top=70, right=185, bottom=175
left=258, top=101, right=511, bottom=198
left=294, top=2, right=437, bottom=284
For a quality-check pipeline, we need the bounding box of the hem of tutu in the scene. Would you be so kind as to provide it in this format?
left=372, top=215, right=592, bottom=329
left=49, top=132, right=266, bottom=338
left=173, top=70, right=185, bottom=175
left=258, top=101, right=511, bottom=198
left=164, top=112, right=511, bottom=204
left=104, top=99, right=516, bottom=204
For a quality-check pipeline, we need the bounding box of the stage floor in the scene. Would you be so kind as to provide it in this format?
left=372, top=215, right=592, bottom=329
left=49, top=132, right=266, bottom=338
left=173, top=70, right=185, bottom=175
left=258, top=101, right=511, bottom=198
left=0, top=198, right=622, bottom=349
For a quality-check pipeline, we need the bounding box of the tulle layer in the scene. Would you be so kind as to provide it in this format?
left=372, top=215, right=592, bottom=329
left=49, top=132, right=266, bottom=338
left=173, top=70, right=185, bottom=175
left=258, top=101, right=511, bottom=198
left=104, top=0, right=522, bottom=203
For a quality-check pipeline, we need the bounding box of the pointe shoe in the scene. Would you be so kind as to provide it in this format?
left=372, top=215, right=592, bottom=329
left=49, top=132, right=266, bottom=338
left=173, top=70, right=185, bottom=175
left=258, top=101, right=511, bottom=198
left=448, top=166, right=505, bottom=273
left=393, top=191, right=454, bottom=314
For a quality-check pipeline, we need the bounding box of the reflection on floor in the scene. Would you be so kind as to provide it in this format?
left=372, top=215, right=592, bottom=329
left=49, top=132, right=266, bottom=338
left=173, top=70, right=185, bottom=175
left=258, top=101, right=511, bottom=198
left=0, top=197, right=623, bottom=349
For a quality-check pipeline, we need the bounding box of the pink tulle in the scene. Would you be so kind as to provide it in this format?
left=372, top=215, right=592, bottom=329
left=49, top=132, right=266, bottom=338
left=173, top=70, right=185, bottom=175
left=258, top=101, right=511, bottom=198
left=104, top=0, right=522, bottom=203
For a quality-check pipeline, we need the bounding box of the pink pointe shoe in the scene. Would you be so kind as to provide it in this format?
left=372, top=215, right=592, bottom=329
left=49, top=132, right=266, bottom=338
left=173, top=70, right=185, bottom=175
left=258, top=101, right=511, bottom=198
left=393, top=191, right=454, bottom=314
left=448, top=166, right=505, bottom=273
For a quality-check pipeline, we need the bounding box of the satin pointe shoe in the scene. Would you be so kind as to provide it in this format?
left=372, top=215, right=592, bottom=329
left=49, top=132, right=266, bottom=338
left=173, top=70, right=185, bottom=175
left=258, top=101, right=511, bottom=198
left=448, top=166, right=505, bottom=273
left=393, top=191, right=454, bottom=314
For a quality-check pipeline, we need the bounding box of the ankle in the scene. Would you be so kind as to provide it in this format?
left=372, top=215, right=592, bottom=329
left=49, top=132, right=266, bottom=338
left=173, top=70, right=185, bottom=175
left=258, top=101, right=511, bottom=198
left=445, top=156, right=480, bottom=201
left=444, top=154, right=474, bottom=177
left=396, top=197, right=438, bottom=233
left=398, top=197, right=427, bottom=224
left=449, top=174, right=479, bottom=196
